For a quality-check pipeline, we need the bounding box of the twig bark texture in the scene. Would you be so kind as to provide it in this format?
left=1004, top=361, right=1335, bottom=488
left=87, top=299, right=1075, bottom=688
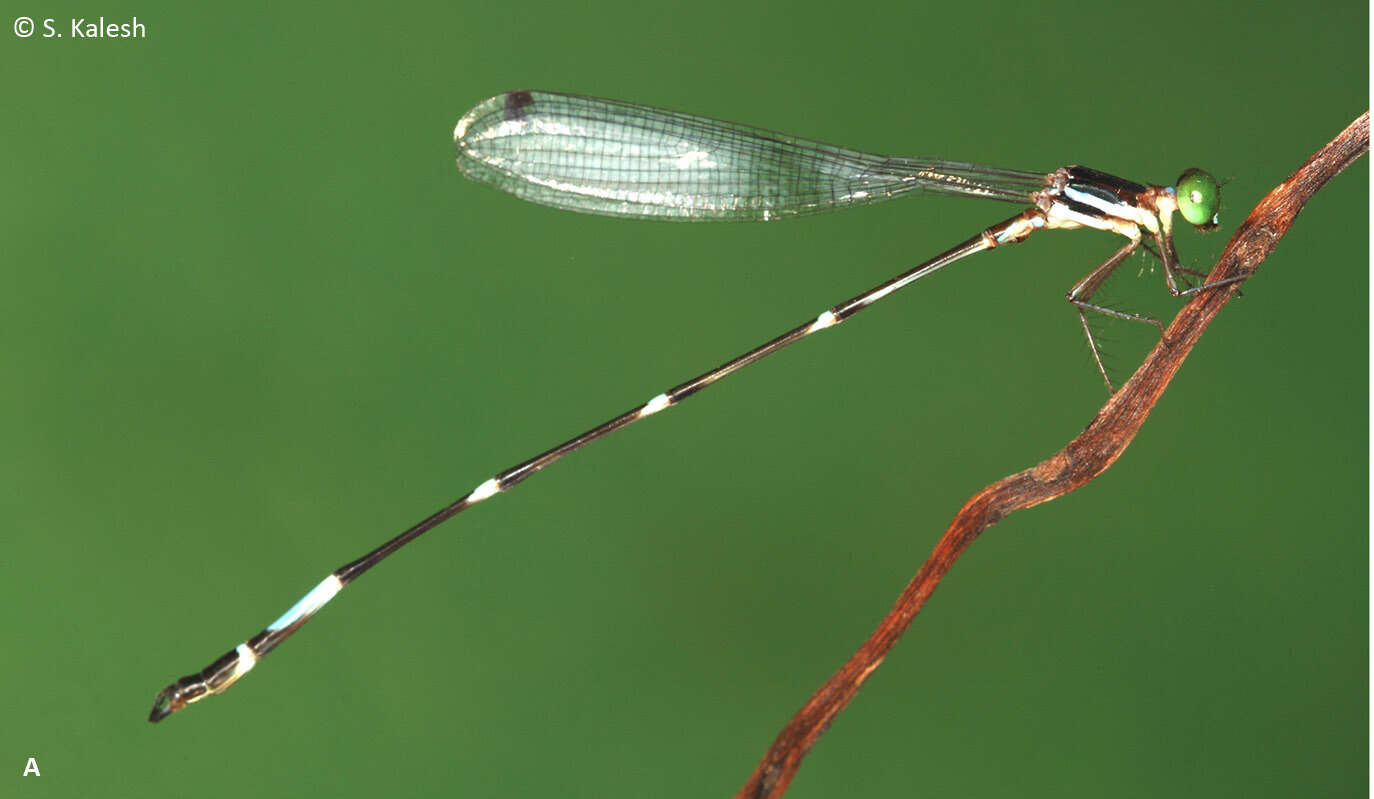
left=736, top=111, right=1370, bottom=799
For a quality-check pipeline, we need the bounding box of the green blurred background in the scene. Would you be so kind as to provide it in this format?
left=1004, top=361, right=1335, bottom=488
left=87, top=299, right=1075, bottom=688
left=3, top=1, right=1366, bottom=796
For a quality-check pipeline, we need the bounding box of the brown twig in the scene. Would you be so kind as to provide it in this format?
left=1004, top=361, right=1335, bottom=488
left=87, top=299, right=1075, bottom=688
left=735, top=111, right=1370, bottom=799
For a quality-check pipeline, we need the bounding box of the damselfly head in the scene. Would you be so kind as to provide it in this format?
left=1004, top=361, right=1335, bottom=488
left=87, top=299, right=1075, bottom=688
left=1175, top=168, right=1221, bottom=230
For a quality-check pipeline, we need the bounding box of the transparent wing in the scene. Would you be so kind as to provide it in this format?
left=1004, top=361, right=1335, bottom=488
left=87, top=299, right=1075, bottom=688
left=454, top=90, right=1049, bottom=222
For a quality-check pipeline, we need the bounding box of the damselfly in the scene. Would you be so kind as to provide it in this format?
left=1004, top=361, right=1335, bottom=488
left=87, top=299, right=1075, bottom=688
left=149, top=89, right=1242, bottom=722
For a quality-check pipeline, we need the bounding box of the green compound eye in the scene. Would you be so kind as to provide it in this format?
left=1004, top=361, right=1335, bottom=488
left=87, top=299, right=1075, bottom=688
left=1175, top=168, right=1221, bottom=228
